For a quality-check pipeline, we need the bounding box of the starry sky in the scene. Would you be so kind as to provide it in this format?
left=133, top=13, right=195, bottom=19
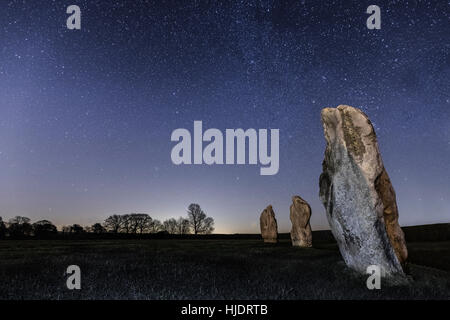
left=0, top=0, right=449, bottom=233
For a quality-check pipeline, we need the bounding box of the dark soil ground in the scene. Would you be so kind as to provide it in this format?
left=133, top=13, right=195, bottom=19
left=0, top=239, right=449, bottom=299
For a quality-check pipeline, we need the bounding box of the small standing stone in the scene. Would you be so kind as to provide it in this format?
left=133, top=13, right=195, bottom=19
left=260, top=205, right=278, bottom=243
left=290, top=196, right=313, bottom=247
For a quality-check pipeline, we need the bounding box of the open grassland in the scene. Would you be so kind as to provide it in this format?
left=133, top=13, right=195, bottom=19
left=0, top=239, right=449, bottom=299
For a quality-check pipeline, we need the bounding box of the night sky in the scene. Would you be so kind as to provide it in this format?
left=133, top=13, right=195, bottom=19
left=0, top=0, right=449, bottom=233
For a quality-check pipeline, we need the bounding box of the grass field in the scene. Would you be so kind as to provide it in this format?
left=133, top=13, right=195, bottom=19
left=0, top=239, right=449, bottom=300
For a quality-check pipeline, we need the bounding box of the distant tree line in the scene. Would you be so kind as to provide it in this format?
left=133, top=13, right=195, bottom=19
left=0, top=203, right=214, bottom=239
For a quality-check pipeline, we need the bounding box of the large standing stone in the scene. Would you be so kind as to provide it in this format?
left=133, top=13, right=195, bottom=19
left=260, top=205, right=278, bottom=243
left=319, top=105, right=408, bottom=276
left=290, top=196, right=313, bottom=247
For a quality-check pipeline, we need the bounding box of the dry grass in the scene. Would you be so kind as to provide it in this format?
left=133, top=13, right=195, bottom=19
left=0, top=239, right=449, bottom=299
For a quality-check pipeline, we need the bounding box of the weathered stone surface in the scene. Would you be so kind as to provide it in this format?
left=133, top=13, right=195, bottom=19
left=319, top=105, right=408, bottom=276
left=290, top=196, right=313, bottom=247
left=260, top=205, right=278, bottom=243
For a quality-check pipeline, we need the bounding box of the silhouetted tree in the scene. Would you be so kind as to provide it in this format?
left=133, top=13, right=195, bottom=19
left=129, top=213, right=152, bottom=234
left=176, top=217, right=190, bottom=235
left=33, top=220, right=57, bottom=238
left=139, top=214, right=153, bottom=233
left=9, top=216, right=30, bottom=225
left=104, top=214, right=156, bottom=234
left=104, top=215, right=123, bottom=233
left=0, top=217, right=6, bottom=239
left=187, top=204, right=214, bottom=234
left=62, top=225, right=71, bottom=234
left=128, top=214, right=138, bottom=234
left=8, top=216, right=33, bottom=238
left=91, top=223, right=106, bottom=234
left=163, top=218, right=178, bottom=234
left=121, top=214, right=132, bottom=233
left=148, top=219, right=162, bottom=233
left=70, top=224, right=85, bottom=234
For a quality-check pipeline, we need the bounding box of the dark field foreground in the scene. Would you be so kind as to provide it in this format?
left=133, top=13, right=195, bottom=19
left=0, top=239, right=449, bottom=299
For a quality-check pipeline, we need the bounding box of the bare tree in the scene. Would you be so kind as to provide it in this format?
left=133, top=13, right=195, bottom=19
left=70, top=224, right=85, bottom=234
left=8, top=216, right=33, bottom=238
left=33, top=220, right=57, bottom=238
left=104, top=215, right=123, bottom=233
left=121, top=214, right=132, bottom=233
left=127, top=213, right=151, bottom=234
left=9, top=216, right=31, bottom=225
left=176, top=217, right=190, bottom=235
left=187, top=204, right=214, bottom=234
left=62, top=224, right=83, bottom=234
left=104, top=214, right=157, bottom=234
left=91, top=223, right=106, bottom=234
left=0, top=217, right=6, bottom=238
left=128, top=214, right=139, bottom=234
left=148, top=219, right=162, bottom=233
left=62, top=225, right=71, bottom=234
left=163, top=218, right=178, bottom=234
left=137, top=214, right=152, bottom=234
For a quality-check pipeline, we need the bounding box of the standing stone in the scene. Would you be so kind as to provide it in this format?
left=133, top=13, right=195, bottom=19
left=290, top=196, right=313, bottom=247
left=319, top=105, right=408, bottom=276
left=260, top=205, right=278, bottom=243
